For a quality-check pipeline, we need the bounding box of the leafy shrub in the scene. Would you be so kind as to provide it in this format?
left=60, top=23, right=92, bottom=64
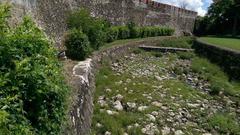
left=0, top=4, right=68, bottom=134
left=106, top=27, right=119, bottom=42
left=117, top=26, right=130, bottom=39
left=67, top=8, right=109, bottom=50
left=65, top=29, right=91, bottom=60
left=127, top=21, right=139, bottom=38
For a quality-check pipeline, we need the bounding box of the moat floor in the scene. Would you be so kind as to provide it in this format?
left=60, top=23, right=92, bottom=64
left=91, top=50, right=240, bottom=135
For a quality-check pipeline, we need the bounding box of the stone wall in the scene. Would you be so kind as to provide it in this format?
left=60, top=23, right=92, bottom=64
left=67, top=36, right=175, bottom=135
left=1, top=0, right=197, bottom=47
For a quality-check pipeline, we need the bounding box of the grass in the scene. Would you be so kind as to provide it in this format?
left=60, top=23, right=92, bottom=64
left=208, top=113, right=240, bottom=135
left=198, top=37, right=240, bottom=51
left=156, top=36, right=194, bottom=49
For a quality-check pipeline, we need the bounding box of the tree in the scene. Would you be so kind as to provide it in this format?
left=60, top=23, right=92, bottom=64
left=195, top=0, right=240, bottom=36
left=179, top=0, right=188, bottom=9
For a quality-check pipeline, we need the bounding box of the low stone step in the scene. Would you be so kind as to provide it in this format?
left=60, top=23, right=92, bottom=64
left=139, top=45, right=194, bottom=52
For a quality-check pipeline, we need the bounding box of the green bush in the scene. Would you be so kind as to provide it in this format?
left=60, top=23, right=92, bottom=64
left=0, top=4, right=68, bottom=134
left=117, top=26, right=130, bottom=39
left=106, top=27, right=119, bottom=42
left=127, top=22, right=139, bottom=38
left=67, top=8, right=109, bottom=50
left=65, top=29, right=91, bottom=60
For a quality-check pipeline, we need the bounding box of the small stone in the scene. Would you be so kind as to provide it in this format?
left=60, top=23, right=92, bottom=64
left=127, top=102, right=137, bottom=109
left=106, top=110, right=118, bottom=115
left=115, top=81, right=123, bottom=85
left=155, top=76, right=163, bottom=81
left=161, top=126, right=171, bottom=135
left=151, top=101, right=162, bottom=107
left=96, top=123, right=103, bottom=128
left=126, top=79, right=131, bottom=83
left=115, top=94, right=123, bottom=100
left=123, top=133, right=128, bottom=135
left=105, top=131, right=111, bottom=135
left=98, top=100, right=108, bottom=107
left=138, top=106, right=148, bottom=111
left=175, top=130, right=184, bottom=135
left=105, top=88, right=112, bottom=93
left=113, top=101, right=123, bottom=111
left=151, top=111, right=159, bottom=116
left=161, top=106, right=168, bottom=111
left=187, top=103, right=200, bottom=108
left=146, top=114, right=156, bottom=122
left=202, top=133, right=212, bottom=135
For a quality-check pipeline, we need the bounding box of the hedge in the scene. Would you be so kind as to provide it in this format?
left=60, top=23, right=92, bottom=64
left=65, top=29, right=91, bottom=60
left=0, top=4, right=68, bottom=134
left=193, top=39, right=240, bottom=80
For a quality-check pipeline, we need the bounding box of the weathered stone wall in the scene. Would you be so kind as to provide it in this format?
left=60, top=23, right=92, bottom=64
left=1, top=0, right=197, bottom=47
left=67, top=36, right=175, bottom=135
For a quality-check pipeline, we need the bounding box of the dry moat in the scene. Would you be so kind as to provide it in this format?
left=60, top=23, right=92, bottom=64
left=91, top=47, right=240, bottom=135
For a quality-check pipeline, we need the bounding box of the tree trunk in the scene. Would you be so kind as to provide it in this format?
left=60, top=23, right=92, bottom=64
left=232, top=14, right=238, bottom=37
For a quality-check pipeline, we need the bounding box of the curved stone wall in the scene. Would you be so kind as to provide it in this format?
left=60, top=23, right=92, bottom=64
left=66, top=36, right=174, bottom=135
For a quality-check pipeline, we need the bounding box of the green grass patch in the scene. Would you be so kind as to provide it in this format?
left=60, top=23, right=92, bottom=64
left=156, top=37, right=194, bottom=49
left=208, top=113, right=240, bottom=135
left=199, top=37, right=240, bottom=51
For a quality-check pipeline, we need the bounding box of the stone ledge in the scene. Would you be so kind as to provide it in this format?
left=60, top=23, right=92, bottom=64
left=139, top=45, right=194, bottom=52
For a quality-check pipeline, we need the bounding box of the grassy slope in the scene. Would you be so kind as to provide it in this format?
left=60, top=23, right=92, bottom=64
left=199, top=37, right=240, bottom=51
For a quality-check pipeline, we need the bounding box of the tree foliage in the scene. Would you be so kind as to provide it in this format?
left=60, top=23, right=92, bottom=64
left=194, top=0, right=240, bottom=36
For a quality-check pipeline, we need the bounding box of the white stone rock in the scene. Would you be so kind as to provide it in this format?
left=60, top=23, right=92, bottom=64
left=187, top=103, right=200, bottom=108
left=113, top=100, right=123, bottom=111
left=127, top=102, right=137, bottom=109
left=202, top=133, right=212, bottom=135
left=155, top=75, right=163, bottom=81
left=116, top=94, right=124, bottom=100
left=106, top=110, right=118, bottom=115
left=138, top=106, right=148, bottom=111
left=105, top=131, right=111, bottom=135
left=161, top=126, right=171, bottom=135
left=141, top=123, right=159, bottom=135
left=98, top=100, right=107, bottom=107
left=146, top=114, right=156, bottom=122
left=96, top=123, right=103, bottom=128
left=151, top=111, right=159, bottom=116
left=105, top=88, right=112, bottom=93
left=175, top=130, right=184, bottom=135
left=151, top=101, right=162, bottom=107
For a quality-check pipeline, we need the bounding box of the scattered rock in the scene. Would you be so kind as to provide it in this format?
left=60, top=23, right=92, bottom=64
left=138, top=106, right=148, bottom=111
left=161, top=126, right=171, bottom=135
left=96, top=123, right=103, bottom=128
left=146, top=114, right=156, bottom=122
left=151, top=101, right=162, bottom=107
left=115, top=94, right=124, bottom=101
left=105, top=131, right=111, bottom=135
left=106, top=110, right=118, bottom=115
left=127, top=102, right=137, bottom=109
left=187, top=103, right=200, bottom=108
left=113, top=100, right=123, bottom=111
left=175, top=130, right=184, bottom=135
left=155, top=76, right=163, bottom=81
left=141, top=123, right=160, bottom=135
left=105, top=88, right=112, bottom=93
